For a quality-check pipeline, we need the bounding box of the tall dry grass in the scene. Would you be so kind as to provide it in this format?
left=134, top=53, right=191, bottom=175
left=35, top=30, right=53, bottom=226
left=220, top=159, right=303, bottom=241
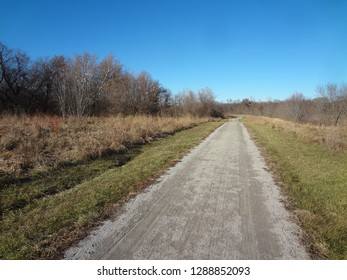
left=244, top=115, right=347, bottom=153
left=0, top=115, right=208, bottom=175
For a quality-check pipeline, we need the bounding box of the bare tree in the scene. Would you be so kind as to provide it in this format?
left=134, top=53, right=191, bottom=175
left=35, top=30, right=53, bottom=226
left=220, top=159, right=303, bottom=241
left=49, top=56, right=71, bottom=118
left=119, top=72, right=142, bottom=114
left=285, top=92, right=306, bottom=122
left=158, top=89, right=172, bottom=115
left=316, top=83, right=347, bottom=125
left=110, top=71, right=166, bottom=115
left=27, top=58, right=58, bottom=113
left=90, top=54, right=123, bottom=115
left=1, top=42, right=228, bottom=118
left=58, top=53, right=120, bottom=117
left=68, top=53, right=96, bottom=117
left=198, top=87, right=216, bottom=116
left=178, top=89, right=199, bottom=116
left=0, top=42, right=31, bottom=113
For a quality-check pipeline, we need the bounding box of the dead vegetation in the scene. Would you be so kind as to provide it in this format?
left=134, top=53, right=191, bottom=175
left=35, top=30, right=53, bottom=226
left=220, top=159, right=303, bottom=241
left=244, top=115, right=347, bottom=153
left=0, top=114, right=208, bottom=175
left=0, top=120, right=224, bottom=259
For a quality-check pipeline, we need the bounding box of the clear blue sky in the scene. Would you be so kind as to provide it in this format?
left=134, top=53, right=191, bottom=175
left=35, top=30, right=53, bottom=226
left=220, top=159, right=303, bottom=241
left=1, top=0, right=346, bottom=102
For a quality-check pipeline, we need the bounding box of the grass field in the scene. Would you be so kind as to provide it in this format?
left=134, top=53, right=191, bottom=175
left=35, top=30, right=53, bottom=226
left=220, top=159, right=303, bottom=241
left=243, top=116, right=347, bottom=259
left=0, top=118, right=225, bottom=259
left=0, top=115, right=209, bottom=175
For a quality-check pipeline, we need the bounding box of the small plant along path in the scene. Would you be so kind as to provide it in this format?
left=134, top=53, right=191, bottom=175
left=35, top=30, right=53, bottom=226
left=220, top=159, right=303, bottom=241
left=66, top=119, right=309, bottom=259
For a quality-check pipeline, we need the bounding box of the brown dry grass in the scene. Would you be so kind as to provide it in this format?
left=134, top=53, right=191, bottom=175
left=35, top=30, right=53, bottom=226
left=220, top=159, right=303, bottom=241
left=244, top=115, right=347, bottom=153
left=0, top=115, right=208, bottom=175
left=1, top=120, right=224, bottom=259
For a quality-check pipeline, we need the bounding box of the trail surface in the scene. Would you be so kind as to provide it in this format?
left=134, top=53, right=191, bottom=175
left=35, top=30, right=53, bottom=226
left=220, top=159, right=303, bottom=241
left=65, top=119, right=308, bottom=259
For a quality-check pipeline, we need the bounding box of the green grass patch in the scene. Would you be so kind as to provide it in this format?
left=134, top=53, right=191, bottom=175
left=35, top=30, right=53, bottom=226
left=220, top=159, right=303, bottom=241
left=0, top=149, right=140, bottom=214
left=243, top=119, right=347, bottom=259
left=0, top=120, right=225, bottom=259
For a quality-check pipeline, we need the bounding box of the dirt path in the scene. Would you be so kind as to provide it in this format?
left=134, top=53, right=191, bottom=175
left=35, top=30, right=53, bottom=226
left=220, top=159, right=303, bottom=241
left=65, top=119, right=309, bottom=259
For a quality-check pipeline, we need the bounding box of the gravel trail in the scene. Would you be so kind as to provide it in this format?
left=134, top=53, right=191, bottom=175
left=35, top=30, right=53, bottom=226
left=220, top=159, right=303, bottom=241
left=65, top=119, right=308, bottom=259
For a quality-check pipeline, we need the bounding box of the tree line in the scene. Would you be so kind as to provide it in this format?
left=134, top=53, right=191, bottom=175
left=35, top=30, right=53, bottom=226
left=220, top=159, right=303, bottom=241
left=224, top=84, right=347, bottom=126
left=0, top=42, right=221, bottom=117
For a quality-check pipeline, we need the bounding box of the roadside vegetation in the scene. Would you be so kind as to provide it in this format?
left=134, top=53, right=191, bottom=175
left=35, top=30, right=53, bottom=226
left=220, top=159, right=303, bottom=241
left=0, top=115, right=210, bottom=212
left=226, top=83, right=347, bottom=126
left=0, top=119, right=225, bottom=259
left=2, top=41, right=346, bottom=260
left=0, top=115, right=208, bottom=175
left=243, top=116, right=347, bottom=259
left=0, top=42, right=223, bottom=118
left=0, top=42, right=226, bottom=260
